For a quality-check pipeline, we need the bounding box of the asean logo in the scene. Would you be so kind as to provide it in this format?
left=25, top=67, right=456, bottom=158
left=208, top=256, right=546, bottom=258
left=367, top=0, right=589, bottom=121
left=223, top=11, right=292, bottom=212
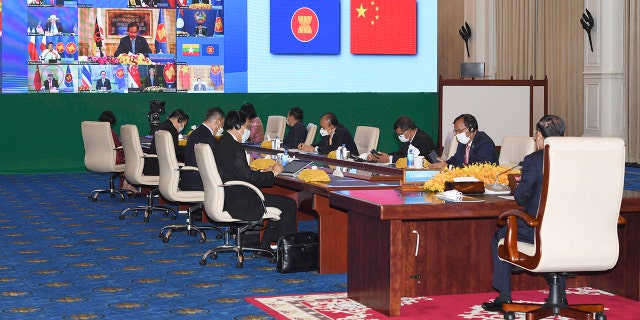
left=116, top=68, right=125, bottom=79
left=66, top=42, right=77, bottom=55
left=56, top=42, right=65, bottom=53
left=205, top=45, right=215, bottom=55
left=291, top=7, right=318, bottom=42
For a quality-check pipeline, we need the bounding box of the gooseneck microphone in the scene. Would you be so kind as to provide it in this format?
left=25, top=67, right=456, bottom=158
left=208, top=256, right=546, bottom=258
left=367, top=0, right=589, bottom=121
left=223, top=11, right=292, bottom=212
left=485, top=161, right=523, bottom=193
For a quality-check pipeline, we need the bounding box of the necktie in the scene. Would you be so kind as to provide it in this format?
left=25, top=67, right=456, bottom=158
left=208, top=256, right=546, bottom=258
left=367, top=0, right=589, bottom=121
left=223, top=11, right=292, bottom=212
left=49, top=80, right=52, bottom=88
left=131, top=39, right=136, bottom=54
left=329, top=134, right=333, bottom=146
left=464, top=144, right=470, bottom=164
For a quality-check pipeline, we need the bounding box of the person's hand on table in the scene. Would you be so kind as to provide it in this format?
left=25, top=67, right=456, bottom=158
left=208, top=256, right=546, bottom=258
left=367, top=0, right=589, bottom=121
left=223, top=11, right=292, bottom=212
left=297, top=143, right=315, bottom=152
left=367, top=152, right=390, bottom=163
left=270, top=162, right=284, bottom=176
left=428, top=158, right=448, bottom=169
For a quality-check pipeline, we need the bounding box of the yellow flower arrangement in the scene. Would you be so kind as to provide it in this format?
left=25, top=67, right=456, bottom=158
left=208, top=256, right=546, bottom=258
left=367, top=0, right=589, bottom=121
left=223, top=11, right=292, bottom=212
left=421, top=163, right=521, bottom=192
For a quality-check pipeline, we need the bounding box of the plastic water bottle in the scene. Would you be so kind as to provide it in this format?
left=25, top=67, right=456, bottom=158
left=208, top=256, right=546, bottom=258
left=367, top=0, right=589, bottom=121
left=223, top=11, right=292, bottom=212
left=407, top=149, right=414, bottom=167
left=274, top=136, right=281, bottom=150
left=282, top=149, right=289, bottom=166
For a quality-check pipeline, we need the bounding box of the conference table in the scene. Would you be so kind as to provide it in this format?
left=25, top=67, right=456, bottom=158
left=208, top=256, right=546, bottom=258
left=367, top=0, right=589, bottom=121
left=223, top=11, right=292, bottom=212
left=329, top=188, right=640, bottom=317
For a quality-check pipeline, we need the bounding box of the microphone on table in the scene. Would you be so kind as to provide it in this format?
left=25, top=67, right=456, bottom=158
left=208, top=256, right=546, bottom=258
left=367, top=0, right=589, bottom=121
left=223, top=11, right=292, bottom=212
left=485, top=161, right=523, bottom=193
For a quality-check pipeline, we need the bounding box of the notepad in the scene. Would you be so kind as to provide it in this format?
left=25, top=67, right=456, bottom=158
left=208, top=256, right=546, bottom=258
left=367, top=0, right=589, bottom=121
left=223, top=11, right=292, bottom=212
left=280, top=160, right=312, bottom=177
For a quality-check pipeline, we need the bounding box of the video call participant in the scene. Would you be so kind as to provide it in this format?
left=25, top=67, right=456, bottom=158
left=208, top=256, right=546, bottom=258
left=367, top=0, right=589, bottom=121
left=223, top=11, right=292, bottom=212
left=368, top=116, right=436, bottom=163
left=40, top=42, right=60, bottom=61
left=143, top=67, right=163, bottom=88
left=114, top=22, right=152, bottom=57
left=43, top=73, right=59, bottom=90
left=282, top=107, right=307, bottom=149
left=482, top=115, right=566, bottom=313
left=212, top=110, right=297, bottom=255
left=193, top=78, right=206, bottom=91
left=96, top=71, right=112, bottom=91
left=194, top=23, right=207, bottom=36
left=179, top=107, right=225, bottom=192
left=45, top=15, right=63, bottom=35
left=239, top=103, right=264, bottom=143
left=428, top=113, right=498, bottom=169
left=143, top=109, right=189, bottom=176
left=298, top=112, right=358, bottom=155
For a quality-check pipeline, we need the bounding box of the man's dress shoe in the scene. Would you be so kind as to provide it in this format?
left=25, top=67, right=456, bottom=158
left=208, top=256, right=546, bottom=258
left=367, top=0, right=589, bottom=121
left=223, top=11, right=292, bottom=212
left=481, top=299, right=511, bottom=312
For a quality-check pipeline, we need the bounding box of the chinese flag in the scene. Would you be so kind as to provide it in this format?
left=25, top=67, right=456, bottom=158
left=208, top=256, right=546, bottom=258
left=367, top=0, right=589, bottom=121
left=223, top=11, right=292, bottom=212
left=350, top=0, right=417, bottom=55
left=178, top=65, right=190, bottom=91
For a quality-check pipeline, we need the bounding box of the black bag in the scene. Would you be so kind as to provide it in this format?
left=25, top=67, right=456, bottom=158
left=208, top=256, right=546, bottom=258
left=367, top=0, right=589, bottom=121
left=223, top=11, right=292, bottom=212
left=276, top=232, right=319, bottom=274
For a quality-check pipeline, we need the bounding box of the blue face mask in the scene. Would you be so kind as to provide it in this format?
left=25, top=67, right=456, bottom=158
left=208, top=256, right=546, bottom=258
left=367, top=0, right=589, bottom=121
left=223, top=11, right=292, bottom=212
left=241, top=128, right=251, bottom=143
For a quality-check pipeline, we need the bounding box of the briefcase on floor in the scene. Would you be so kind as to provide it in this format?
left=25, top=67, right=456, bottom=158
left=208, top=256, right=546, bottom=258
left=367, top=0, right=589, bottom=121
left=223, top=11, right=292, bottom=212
left=276, top=232, right=319, bottom=274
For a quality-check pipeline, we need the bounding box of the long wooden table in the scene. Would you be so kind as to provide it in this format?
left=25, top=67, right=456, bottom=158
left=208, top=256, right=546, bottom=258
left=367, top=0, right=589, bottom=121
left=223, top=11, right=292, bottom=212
left=329, top=189, right=640, bottom=317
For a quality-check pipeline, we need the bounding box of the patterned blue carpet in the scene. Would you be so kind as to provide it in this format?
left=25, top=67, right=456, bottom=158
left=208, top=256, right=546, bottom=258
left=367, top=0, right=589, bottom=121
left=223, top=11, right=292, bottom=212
left=1, top=168, right=639, bottom=319
left=0, top=173, right=345, bottom=319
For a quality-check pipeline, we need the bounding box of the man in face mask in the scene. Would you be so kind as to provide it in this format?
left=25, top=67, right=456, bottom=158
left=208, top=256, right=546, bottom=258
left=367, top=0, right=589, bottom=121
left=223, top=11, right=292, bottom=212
left=282, top=107, right=307, bottom=149
left=144, top=109, right=189, bottom=176
left=368, top=116, right=436, bottom=163
left=179, top=107, right=225, bottom=192
left=298, top=112, right=358, bottom=155
left=211, top=110, right=297, bottom=255
left=429, top=113, right=498, bottom=169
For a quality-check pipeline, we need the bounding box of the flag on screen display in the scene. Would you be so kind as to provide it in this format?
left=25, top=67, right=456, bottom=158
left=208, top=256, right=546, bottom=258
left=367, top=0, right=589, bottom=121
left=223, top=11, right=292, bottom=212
left=350, top=0, right=417, bottom=54
left=163, top=63, right=176, bottom=88
left=129, top=65, right=141, bottom=88
left=81, top=65, right=91, bottom=88
left=28, top=36, right=39, bottom=60
left=167, top=0, right=175, bottom=7
left=200, top=44, right=219, bottom=56
left=178, top=65, right=190, bottom=90
left=39, top=36, right=47, bottom=56
left=270, top=0, right=340, bottom=54
left=177, top=9, right=184, bottom=31
left=34, top=65, right=43, bottom=91
left=214, top=7, right=224, bottom=35
left=210, top=65, right=222, bottom=87
left=115, top=66, right=126, bottom=89
left=94, top=16, right=104, bottom=57
left=182, top=44, right=200, bottom=56
left=155, top=9, right=168, bottom=54
left=64, top=65, right=74, bottom=88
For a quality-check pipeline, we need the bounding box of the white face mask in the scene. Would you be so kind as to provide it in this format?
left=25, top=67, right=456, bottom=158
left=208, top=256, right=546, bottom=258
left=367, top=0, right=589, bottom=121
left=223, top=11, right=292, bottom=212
left=177, top=125, right=184, bottom=133
left=456, top=131, right=470, bottom=145
left=215, top=127, right=224, bottom=136
left=398, top=133, right=409, bottom=143
left=319, top=128, right=329, bottom=137
left=241, top=128, right=251, bottom=143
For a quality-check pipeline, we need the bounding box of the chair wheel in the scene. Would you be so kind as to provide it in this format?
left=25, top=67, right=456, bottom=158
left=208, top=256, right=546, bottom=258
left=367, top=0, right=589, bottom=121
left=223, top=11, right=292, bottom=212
left=171, top=215, right=177, bottom=220
left=90, top=197, right=97, bottom=202
left=236, top=262, right=243, bottom=268
left=118, top=215, right=125, bottom=220
left=216, top=233, right=222, bottom=239
left=188, top=230, right=197, bottom=236
left=211, top=252, right=218, bottom=259
left=143, top=216, right=149, bottom=222
left=199, top=238, right=206, bottom=244
left=162, top=236, right=170, bottom=243
left=595, top=312, right=606, bottom=320
left=163, top=210, right=169, bottom=216
left=269, top=258, right=277, bottom=264
left=110, top=194, right=115, bottom=198
left=503, top=312, right=516, bottom=320
left=199, top=259, right=207, bottom=266
left=132, top=211, right=138, bottom=217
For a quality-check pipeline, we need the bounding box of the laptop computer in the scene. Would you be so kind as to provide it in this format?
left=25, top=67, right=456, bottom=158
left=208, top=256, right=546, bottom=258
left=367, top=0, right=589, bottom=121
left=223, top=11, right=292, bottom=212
left=280, top=160, right=312, bottom=177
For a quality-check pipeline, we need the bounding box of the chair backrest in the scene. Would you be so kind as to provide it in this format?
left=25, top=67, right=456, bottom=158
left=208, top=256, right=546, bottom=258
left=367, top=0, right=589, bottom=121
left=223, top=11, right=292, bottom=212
left=353, top=126, right=380, bottom=155
left=80, top=121, right=118, bottom=172
left=194, top=143, right=239, bottom=223
left=533, top=137, right=625, bottom=273
left=120, top=124, right=146, bottom=184
left=499, top=136, right=536, bottom=167
left=155, top=130, right=181, bottom=202
left=304, top=123, right=317, bottom=145
left=264, top=115, right=286, bottom=140
left=440, top=131, right=458, bottom=161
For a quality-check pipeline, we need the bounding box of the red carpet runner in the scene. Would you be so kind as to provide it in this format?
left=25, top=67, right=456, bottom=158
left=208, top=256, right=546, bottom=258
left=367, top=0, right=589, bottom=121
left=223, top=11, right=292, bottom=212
left=246, top=287, right=640, bottom=319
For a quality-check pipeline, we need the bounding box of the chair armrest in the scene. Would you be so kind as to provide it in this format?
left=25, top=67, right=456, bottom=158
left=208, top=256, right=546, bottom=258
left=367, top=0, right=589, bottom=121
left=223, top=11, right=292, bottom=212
left=178, top=162, right=185, bottom=167
left=497, top=209, right=539, bottom=262
left=141, top=153, right=157, bottom=159
left=222, top=180, right=266, bottom=201
left=178, top=165, right=198, bottom=172
left=497, top=209, right=538, bottom=227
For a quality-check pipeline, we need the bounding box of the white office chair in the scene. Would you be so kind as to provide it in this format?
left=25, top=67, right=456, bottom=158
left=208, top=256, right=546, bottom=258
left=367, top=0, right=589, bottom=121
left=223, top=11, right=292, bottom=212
left=119, top=124, right=175, bottom=222
left=194, top=143, right=281, bottom=268
left=80, top=121, right=131, bottom=201
left=497, top=137, right=626, bottom=320
left=499, top=136, right=536, bottom=167
left=304, top=123, right=317, bottom=145
left=155, top=130, right=218, bottom=243
left=440, top=131, right=458, bottom=161
left=264, top=115, right=286, bottom=141
left=353, top=126, right=380, bottom=155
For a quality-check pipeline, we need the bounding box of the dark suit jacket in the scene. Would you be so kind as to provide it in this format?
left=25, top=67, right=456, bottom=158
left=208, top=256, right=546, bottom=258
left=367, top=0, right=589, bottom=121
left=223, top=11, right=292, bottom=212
left=143, top=74, right=164, bottom=88
left=283, top=121, right=307, bottom=149
left=447, top=131, right=498, bottom=167
left=212, top=131, right=276, bottom=220
left=193, top=84, right=206, bottom=91
left=512, top=149, right=543, bottom=240
left=389, top=128, right=436, bottom=160
left=45, top=21, right=63, bottom=34
left=179, top=124, right=217, bottom=191
left=312, top=125, right=358, bottom=155
left=144, top=120, right=183, bottom=176
left=114, top=36, right=152, bottom=56
left=194, top=26, right=208, bottom=36
left=96, top=78, right=111, bottom=90
left=43, top=79, right=59, bottom=90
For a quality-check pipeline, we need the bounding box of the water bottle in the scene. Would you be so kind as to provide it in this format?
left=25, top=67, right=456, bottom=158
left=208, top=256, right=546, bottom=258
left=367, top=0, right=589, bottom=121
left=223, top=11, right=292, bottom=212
left=274, top=136, right=281, bottom=150
left=282, top=149, right=289, bottom=166
left=407, top=149, right=414, bottom=167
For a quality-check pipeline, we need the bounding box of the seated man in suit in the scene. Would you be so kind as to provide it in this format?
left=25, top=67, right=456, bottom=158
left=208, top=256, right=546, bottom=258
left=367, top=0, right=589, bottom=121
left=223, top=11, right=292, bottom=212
left=96, top=71, right=112, bottom=91
left=114, top=22, right=152, bottom=57
left=143, top=109, right=189, bottom=176
left=212, top=110, right=297, bottom=254
left=43, top=73, right=59, bottom=91
left=179, top=107, right=225, bottom=192
left=282, top=107, right=307, bottom=149
left=142, top=67, right=164, bottom=88
left=193, top=78, right=206, bottom=91
left=194, top=23, right=208, bottom=36
left=297, top=112, right=358, bottom=155
left=40, top=42, right=60, bottom=61
left=482, top=115, right=566, bottom=312
left=368, top=116, right=437, bottom=163
left=429, top=113, right=498, bottom=168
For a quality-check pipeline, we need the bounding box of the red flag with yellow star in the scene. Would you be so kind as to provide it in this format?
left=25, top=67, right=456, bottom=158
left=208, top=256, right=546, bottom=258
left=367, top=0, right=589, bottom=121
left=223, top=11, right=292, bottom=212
left=350, top=0, right=417, bottom=54
left=178, top=65, right=190, bottom=91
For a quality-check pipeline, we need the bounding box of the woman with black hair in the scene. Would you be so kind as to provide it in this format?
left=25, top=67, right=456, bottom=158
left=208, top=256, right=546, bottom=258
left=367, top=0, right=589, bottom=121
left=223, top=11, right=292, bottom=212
left=239, top=102, right=264, bottom=143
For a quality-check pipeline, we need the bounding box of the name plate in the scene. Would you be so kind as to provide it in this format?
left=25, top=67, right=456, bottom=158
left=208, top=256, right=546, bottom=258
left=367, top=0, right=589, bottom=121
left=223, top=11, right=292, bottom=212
left=403, top=169, right=439, bottom=184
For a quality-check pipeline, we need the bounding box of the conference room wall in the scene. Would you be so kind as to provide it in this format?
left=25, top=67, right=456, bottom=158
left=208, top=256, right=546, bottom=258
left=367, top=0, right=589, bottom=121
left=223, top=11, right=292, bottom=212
left=2, top=92, right=438, bottom=173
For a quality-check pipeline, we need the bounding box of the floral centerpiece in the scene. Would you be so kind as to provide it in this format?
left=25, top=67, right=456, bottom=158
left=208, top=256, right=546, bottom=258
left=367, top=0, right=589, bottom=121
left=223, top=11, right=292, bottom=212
left=117, top=53, right=153, bottom=65
left=421, top=163, right=521, bottom=192
left=78, top=84, right=91, bottom=92
left=87, top=56, right=120, bottom=65
left=189, top=3, right=212, bottom=9
left=143, top=86, right=163, bottom=93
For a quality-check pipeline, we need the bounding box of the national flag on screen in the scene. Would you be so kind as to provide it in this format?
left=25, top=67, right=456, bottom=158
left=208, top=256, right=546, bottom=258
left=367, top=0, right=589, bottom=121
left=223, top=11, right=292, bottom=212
left=350, top=0, right=417, bottom=54
left=167, top=0, right=176, bottom=8
left=155, top=9, right=168, bottom=54
left=177, top=0, right=187, bottom=7
left=200, top=44, right=219, bottom=57
left=163, top=63, right=176, bottom=88
left=177, top=9, right=184, bottom=31
left=115, top=66, right=126, bottom=89
left=182, top=44, right=200, bottom=56
left=93, top=16, right=104, bottom=57
left=34, top=65, right=43, bottom=91
left=128, top=65, right=141, bottom=88
left=28, top=36, right=39, bottom=61
left=270, top=0, right=340, bottom=54
left=210, top=65, right=222, bottom=87
left=64, top=65, right=74, bottom=88
left=39, top=35, right=47, bottom=55
left=178, top=65, right=190, bottom=90
left=214, top=6, right=224, bottom=35
left=81, top=65, right=91, bottom=88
